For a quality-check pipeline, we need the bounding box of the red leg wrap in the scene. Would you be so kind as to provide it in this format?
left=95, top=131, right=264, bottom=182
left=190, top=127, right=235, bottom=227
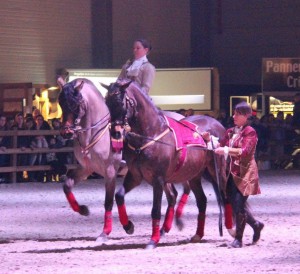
left=103, top=211, right=112, bottom=235
left=196, top=212, right=205, bottom=238
left=117, top=204, right=129, bottom=226
left=162, top=207, right=175, bottom=233
left=151, top=219, right=161, bottom=243
left=65, top=192, right=80, bottom=212
left=175, top=193, right=189, bottom=218
left=224, top=203, right=233, bottom=229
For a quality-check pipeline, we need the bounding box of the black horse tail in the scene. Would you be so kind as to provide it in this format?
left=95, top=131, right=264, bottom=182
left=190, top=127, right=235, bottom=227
left=202, top=170, right=224, bottom=237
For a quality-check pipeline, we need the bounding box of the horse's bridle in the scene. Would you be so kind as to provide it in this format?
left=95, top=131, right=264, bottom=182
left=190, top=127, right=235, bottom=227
left=63, top=95, right=111, bottom=155
left=76, top=112, right=111, bottom=155
left=119, top=90, right=173, bottom=154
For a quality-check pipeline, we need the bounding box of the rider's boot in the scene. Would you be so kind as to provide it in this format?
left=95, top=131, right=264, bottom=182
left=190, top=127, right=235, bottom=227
left=231, top=213, right=246, bottom=248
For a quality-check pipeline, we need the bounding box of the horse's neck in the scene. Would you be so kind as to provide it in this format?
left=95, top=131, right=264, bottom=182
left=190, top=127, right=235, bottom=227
left=82, top=91, right=109, bottom=130
left=131, top=91, right=167, bottom=135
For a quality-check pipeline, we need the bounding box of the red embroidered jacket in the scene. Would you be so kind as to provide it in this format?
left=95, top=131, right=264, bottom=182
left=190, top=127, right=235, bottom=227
left=221, top=125, right=261, bottom=196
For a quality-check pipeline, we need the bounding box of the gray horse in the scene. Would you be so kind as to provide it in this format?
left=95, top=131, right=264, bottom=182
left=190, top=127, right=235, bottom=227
left=58, top=77, right=122, bottom=242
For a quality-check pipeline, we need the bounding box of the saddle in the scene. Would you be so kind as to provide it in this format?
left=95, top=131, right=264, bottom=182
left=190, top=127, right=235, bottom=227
left=165, top=116, right=207, bottom=174
left=164, top=116, right=206, bottom=150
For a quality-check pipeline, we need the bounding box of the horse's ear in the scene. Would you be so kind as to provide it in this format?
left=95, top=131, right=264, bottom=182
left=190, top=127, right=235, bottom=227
left=57, top=76, right=65, bottom=90
left=74, top=81, right=84, bottom=92
left=123, top=80, right=132, bottom=89
left=100, top=83, right=109, bottom=90
left=119, top=80, right=132, bottom=91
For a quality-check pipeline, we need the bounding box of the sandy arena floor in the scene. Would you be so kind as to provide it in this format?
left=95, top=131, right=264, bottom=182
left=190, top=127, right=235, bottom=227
left=0, top=169, right=300, bottom=274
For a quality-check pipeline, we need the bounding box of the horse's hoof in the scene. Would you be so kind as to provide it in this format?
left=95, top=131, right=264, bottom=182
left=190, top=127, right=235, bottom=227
left=79, top=205, right=90, bottom=216
left=160, top=228, right=166, bottom=237
left=190, top=234, right=203, bottom=243
left=227, top=228, right=236, bottom=238
left=96, top=232, right=109, bottom=244
left=176, top=218, right=184, bottom=231
left=123, top=220, right=134, bottom=235
left=145, top=240, right=157, bottom=250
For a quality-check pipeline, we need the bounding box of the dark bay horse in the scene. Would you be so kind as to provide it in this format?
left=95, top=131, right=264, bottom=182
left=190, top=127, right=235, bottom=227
left=104, top=81, right=229, bottom=249
left=58, top=77, right=122, bottom=242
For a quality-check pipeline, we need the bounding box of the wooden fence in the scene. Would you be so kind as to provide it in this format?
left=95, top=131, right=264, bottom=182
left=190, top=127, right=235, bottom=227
left=0, top=129, right=78, bottom=183
left=1, top=129, right=299, bottom=183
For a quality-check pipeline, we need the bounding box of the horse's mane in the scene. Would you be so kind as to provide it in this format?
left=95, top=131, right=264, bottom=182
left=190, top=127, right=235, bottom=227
left=58, top=79, right=84, bottom=120
left=127, top=82, right=161, bottom=115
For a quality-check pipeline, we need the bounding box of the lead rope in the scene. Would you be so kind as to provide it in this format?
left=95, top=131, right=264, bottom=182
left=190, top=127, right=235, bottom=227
left=211, top=136, right=223, bottom=237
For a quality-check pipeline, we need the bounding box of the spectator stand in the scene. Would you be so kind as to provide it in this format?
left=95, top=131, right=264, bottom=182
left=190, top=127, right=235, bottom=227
left=0, top=129, right=78, bottom=183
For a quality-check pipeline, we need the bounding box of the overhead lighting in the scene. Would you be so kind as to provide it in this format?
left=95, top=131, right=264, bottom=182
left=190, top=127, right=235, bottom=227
left=48, top=86, right=59, bottom=91
left=151, top=95, right=204, bottom=105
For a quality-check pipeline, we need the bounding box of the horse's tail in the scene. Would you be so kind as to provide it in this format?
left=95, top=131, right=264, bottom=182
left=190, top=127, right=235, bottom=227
left=211, top=175, right=224, bottom=237
left=202, top=167, right=224, bottom=237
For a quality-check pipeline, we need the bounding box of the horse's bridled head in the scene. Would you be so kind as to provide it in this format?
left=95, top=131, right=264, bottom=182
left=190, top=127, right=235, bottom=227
left=58, top=80, right=84, bottom=123
left=101, top=80, right=131, bottom=94
left=105, top=81, right=129, bottom=126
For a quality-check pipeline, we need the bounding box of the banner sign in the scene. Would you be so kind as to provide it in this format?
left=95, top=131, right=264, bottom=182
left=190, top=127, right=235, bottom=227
left=262, top=58, right=300, bottom=92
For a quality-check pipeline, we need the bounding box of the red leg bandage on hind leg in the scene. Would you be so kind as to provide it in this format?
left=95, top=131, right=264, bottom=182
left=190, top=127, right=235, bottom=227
left=225, top=203, right=233, bottom=229
left=65, top=192, right=80, bottom=212
left=151, top=219, right=161, bottom=243
left=162, top=207, right=174, bottom=233
left=103, top=211, right=112, bottom=235
left=117, top=204, right=129, bottom=226
left=176, top=193, right=188, bottom=219
left=196, top=212, right=206, bottom=238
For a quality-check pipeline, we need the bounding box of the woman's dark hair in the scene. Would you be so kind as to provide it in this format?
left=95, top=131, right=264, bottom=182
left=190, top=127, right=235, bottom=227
left=234, top=101, right=252, bottom=116
left=135, top=38, right=152, bottom=52
left=52, top=118, right=61, bottom=126
left=15, top=112, right=23, bottom=119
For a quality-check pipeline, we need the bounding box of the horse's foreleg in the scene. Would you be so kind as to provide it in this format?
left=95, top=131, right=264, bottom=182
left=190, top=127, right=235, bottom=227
left=160, top=183, right=177, bottom=236
left=96, top=174, right=117, bottom=243
left=146, top=177, right=164, bottom=249
left=102, top=179, right=116, bottom=235
left=63, top=169, right=90, bottom=216
left=175, top=181, right=190, bottom=230
left=115, top=171, right=141, bottom=234
left=189, top=178, right=207, bottom=243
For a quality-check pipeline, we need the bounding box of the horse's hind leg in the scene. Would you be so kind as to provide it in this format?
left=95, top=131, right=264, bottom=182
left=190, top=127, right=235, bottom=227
left=160, top=183, right=178, bottom=236
left=63, top=168, right=91, bottom=216
left=115, top=171, right=142, bottom=235
left=175, top=181, right=190, bottom=230
left=146, top=177, right=164, bottom=249
left=189, top=177, right=207, bottom=243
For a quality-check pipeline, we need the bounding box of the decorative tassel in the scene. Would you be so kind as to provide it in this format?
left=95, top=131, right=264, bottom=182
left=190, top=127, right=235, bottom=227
left=111, top=138, right=123, bottom=153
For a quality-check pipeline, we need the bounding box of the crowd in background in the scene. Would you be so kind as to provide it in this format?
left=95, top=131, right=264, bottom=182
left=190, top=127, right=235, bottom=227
left=0, top=108, right=72, bottom=184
